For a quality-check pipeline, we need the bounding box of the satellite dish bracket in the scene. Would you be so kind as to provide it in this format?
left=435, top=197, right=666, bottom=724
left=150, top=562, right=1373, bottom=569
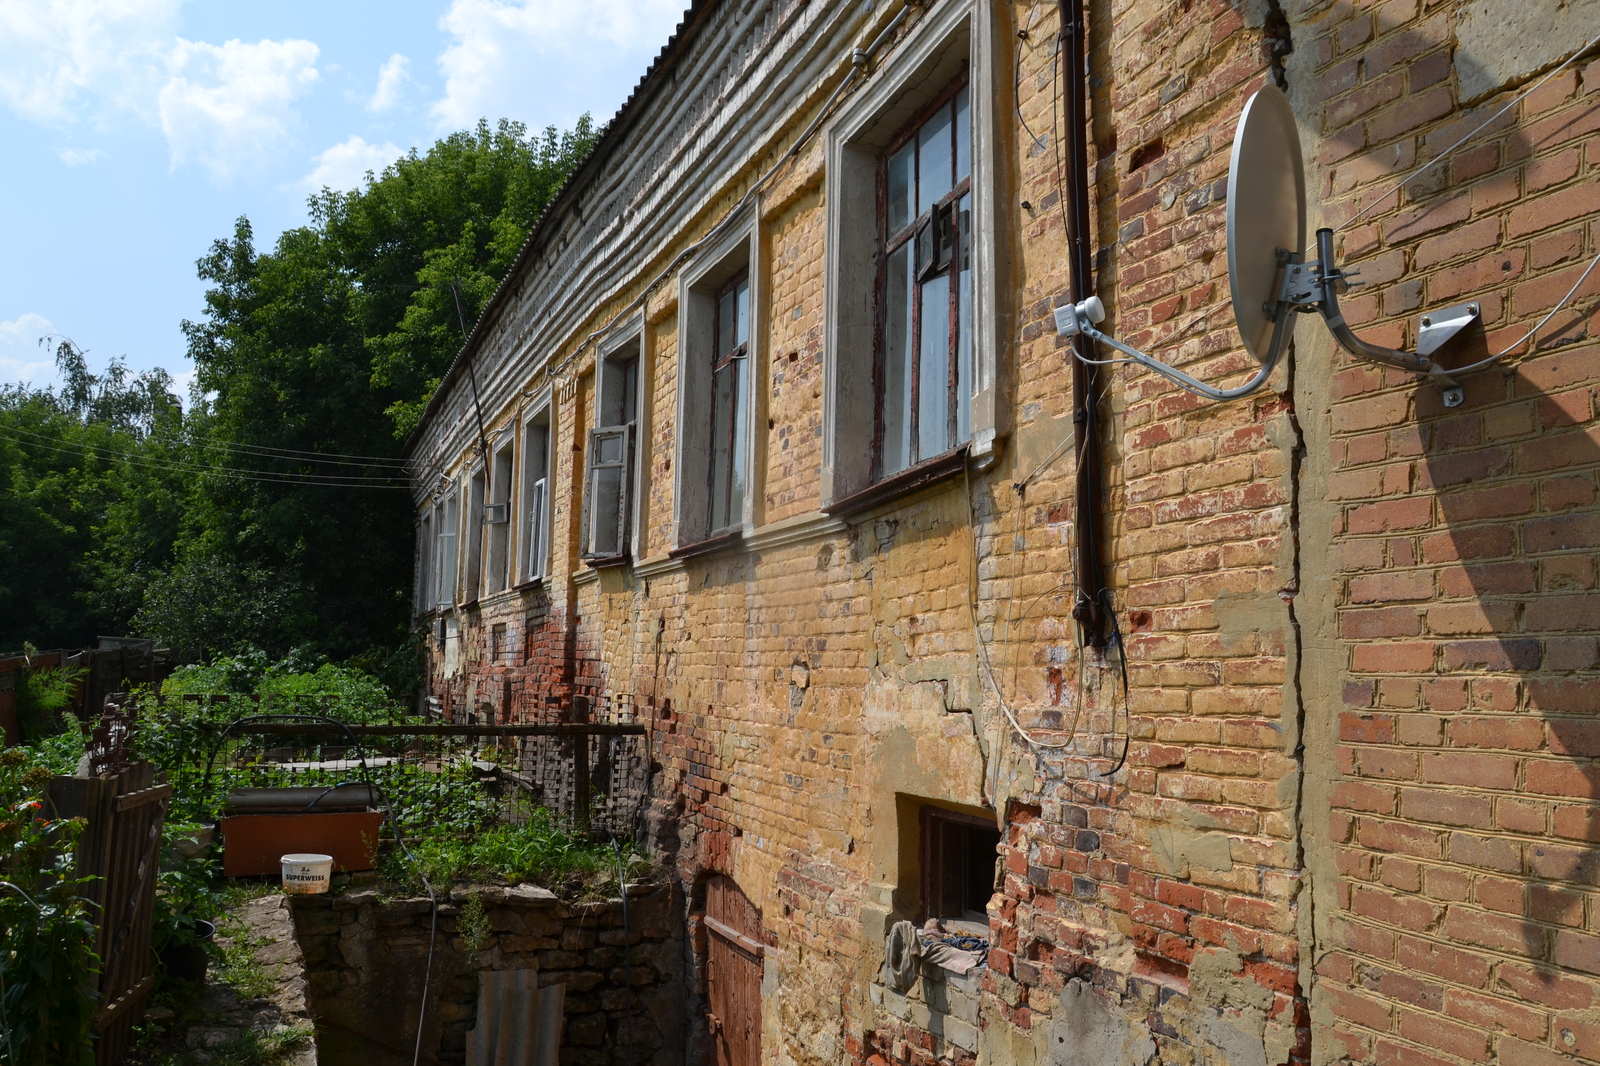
left=1294, top=227, right=1478, bottom=408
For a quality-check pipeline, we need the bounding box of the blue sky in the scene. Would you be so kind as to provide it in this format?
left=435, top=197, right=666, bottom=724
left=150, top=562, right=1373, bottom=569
left=0, top=0, right=688, bottom=398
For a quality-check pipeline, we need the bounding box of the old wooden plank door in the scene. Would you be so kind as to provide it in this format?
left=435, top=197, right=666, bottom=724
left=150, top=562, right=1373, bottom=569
left=705, top=875, right=763, bottom=1066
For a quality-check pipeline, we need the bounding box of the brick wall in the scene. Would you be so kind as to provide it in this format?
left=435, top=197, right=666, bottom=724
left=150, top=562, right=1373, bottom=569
left=1307, top=1, right=1600, bottom=1063
left=408, top=0, right=1600, bottom=1064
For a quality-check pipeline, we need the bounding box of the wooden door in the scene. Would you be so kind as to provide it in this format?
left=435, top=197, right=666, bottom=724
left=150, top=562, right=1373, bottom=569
left=705, top=875, right=764, bottom=1066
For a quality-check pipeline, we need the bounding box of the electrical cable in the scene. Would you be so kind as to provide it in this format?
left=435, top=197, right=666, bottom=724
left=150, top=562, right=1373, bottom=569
left=1339, top=30, right=1600, bottom=233
left=0, top=426, right=411, bottom=490
left=1444, top=248, right=1600, bottom=377
left=1013, top=0, right=1049, bottom=152
left=172, top=436, right=412, bottom=468
left=1, top=421, right=407, bottom=482
left=960, top=464, right=1074, bottom=749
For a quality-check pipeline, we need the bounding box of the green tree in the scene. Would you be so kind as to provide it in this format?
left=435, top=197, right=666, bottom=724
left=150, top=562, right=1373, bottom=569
left=159, top=116, right=598, bottom=664
left=0, top=341, right=184, bottom=650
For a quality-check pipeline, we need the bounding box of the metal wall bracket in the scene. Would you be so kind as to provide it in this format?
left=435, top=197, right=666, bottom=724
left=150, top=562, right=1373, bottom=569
left=1416, top=301, right=1480, bottom=408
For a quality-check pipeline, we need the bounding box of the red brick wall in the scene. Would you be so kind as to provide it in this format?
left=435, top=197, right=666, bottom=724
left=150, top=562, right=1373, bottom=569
left=1309, top=2, right=1600, bottom=1063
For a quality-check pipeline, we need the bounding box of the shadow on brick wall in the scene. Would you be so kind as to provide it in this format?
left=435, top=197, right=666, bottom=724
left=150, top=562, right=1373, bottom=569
left=1421, top=282, right=1600, bottom=974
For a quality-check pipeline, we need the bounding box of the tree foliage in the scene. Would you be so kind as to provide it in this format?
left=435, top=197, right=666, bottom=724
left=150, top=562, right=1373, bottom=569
left=1, top=116, right=598, bottom=669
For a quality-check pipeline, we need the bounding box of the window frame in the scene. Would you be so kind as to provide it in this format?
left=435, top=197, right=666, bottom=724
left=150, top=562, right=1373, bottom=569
left=518, top=401, right=554, bottom=585
left=672, top=209, right=760, bottom=553
left=874, top=75, right=972, bottom=482
left=433, top=489, right=459, bottom=610
left=918, top=804, right=1000, bottom=925
left=485, top=437, right=515, bottom=595
left=583, top=331, right=645, bottom=565
left=708, top=268, right=750, bottom=536
left=821, top=0, right=1001, bottom=512
left=462, top=464, right=486, bottom=605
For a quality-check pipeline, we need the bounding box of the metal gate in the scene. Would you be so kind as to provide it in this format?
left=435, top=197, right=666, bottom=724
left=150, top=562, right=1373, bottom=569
left=704, top=875, right=764, bottom=1066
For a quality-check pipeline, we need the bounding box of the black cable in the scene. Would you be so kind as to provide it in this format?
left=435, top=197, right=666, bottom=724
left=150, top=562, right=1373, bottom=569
left=1094, top=592, right=1131, bottom=778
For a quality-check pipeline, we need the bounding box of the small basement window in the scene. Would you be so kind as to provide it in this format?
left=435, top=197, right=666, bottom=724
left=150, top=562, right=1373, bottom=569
left=919, top=806, right=1000, bottom=925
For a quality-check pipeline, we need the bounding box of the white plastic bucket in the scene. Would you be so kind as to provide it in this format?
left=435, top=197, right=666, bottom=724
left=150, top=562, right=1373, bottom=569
left=280, top=853, right=334, bottom=894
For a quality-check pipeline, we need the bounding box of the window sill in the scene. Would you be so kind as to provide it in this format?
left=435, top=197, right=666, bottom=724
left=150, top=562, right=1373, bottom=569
left=582, top=554, right=631, bottom=570
left=823, top=447, right=969, bottom=520
left=668, top=528, right=743, bottom=562
left=509, top=578, right=543, bottom=593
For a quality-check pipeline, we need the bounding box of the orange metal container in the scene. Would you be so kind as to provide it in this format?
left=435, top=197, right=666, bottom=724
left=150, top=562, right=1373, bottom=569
left=219, top=809, right=382, bottom=877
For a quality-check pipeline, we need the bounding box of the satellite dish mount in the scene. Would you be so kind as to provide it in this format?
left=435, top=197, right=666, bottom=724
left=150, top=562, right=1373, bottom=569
left=1055, top=84, right=1479, bottom=407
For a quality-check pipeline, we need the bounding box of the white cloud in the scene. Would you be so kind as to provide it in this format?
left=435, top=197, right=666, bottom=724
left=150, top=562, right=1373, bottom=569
left=158, top=37, right=321, bottom=179
left=368, top=53, right=408, bottom=112
left=0, top=2, right=324, bottom=181
left=431, top=0, right=684, bottom=129
left=0, top=0, right=180, bottom=125
left=58, top=146, right=105, bottom=165
left=0, top=314, right=59, bottom=386
left=298, top=134, right=401, bottom=193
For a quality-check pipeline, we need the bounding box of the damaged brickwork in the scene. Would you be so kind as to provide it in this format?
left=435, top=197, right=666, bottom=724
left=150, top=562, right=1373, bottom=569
left=405, top=1, right=1600, bottom=1064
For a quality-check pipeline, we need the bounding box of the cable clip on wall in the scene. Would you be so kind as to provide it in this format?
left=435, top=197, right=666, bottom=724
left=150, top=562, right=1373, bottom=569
left=1054, top=84, right=1480, bottom=407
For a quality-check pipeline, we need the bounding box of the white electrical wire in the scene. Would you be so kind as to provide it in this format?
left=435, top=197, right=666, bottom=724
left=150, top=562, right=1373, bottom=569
left=1340, top=31, right=1600, bottom=233
left=1447, top=249, right=1600, bottom=377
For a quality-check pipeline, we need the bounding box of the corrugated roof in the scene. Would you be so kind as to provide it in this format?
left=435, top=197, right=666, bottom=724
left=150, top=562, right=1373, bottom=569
left=405, top=0, right=716, bottom=458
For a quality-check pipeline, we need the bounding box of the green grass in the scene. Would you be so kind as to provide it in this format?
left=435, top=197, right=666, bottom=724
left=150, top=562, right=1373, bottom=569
left=212, top=916, right=274, bottom=1002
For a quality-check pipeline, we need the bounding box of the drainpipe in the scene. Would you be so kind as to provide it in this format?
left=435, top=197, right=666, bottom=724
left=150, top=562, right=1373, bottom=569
left=1060, top=0, right=1109, bottom=647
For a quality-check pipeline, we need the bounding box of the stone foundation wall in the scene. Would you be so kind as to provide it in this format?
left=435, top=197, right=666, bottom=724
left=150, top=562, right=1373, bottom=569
left=288, top=882, right=684, bottom=1066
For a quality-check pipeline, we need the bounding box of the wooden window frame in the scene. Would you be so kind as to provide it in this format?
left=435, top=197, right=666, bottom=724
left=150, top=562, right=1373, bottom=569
left=918, top=804, right=998, bottom=925
left=708, top=269, right=750, bottom=536
left=873, top=73, right=973, bottom=485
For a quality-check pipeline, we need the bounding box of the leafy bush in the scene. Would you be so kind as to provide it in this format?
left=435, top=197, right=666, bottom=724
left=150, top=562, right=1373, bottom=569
left=396, top=807, right=650, bottom=891
left=0, top=746, right=99, bottom=1066
left=12, top=649, right=87, bottom=746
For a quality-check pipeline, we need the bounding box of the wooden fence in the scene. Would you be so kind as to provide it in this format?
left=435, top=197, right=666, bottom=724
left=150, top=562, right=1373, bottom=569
left=48, top=706, right=170, bottom=1066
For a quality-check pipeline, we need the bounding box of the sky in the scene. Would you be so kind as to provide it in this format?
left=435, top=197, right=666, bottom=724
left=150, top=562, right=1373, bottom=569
left=0, top=0, right=690, bottom=399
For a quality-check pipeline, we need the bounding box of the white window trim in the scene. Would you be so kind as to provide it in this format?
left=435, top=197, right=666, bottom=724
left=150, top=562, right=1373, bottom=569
left=672, top=204, right=761, bottom=549
left=821, top=0, right=1003, bottom=508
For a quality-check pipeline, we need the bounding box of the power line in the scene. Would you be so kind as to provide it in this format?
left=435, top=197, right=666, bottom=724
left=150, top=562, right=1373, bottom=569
left=175, top=433, right=412, bottom=468
left=0, top=427, right=411, bottom=490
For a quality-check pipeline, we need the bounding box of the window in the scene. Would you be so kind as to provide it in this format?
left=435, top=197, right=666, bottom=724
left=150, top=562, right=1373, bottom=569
left=582, top=337, right=642, bottom=561
left=879, top=83, right=971, bottom=480
left=823, top=3, right=996, bottom=509
left=415, top=510, right=433, bottom=615
left=919, top=806, right=999, bottom=924
left=433, top=491, right=458, bottom=609
left=463, top=467, right=486, bottom=602
left=709, top=273, right=749, bottom=533
left=520, top=408, right=552, bottom=583
left=673, top=221, right=758, bottom=549
left=484, top=440, right=514, bottom=594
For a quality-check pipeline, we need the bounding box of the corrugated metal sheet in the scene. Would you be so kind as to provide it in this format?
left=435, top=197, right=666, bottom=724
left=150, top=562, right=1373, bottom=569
left=465, top=970, right=564, bottom=1066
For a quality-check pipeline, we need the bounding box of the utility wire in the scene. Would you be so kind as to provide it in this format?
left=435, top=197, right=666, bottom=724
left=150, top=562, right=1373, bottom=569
left=2, top=422, right=407, bottom=483
left=1447, top=249, right=1600, bottom=377
left=173, top=434, right=412, bottom=468
left=0, top=427, right=410, bottom=489
left=1339, top=31, right=1600, bottom=233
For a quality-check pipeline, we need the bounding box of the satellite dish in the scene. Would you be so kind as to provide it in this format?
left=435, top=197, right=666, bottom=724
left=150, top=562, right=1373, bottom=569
left=1227, top=85, right=1304, bottom=364
left=1054, top=83, right=1481, bottom=406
